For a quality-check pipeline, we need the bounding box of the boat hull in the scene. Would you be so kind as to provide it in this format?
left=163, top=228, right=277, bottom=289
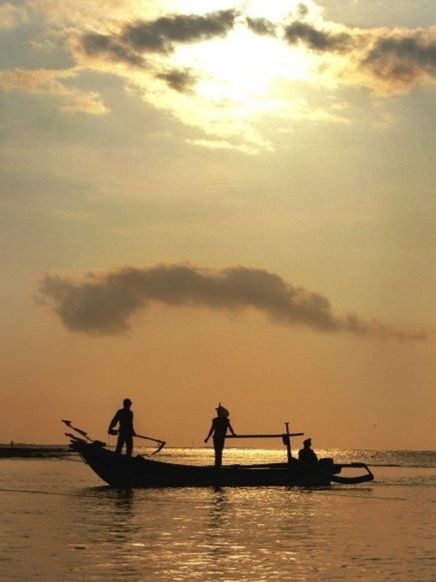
left=70, top=440, right=373, bottom=488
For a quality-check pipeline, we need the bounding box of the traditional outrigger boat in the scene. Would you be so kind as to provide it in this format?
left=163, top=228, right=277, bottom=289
left=63, top=421, right=373, bottom=488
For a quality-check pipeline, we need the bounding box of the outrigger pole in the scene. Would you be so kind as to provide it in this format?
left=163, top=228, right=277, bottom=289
left=226, top=422, right=303, bottom=463
left=135, top=434, right=166, bottom=455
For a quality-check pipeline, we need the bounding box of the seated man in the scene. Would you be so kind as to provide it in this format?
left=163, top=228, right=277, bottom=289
left=298, top=437, right=318, bottom=464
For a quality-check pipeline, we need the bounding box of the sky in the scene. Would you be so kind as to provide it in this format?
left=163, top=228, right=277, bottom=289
left=0, top=0, right=435, bottom=449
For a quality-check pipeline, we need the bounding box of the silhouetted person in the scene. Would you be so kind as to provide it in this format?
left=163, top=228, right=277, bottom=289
left=204, top=403, right=236, bottom=468
left=108, top=398, right=136, bottom=457
left=298, top=437, right=318, bottom=464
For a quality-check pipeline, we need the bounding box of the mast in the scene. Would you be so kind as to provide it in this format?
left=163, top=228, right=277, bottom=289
left=284, top=422, right=292, bottom=463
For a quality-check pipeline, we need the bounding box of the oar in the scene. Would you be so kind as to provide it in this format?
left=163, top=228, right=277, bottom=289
left=135, top=434, right=166, bottom=455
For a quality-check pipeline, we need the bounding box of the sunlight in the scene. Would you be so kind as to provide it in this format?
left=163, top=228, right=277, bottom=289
left=125, top=0, right=330, bottom=150
left=244, top=0, right=307, bottom=21
left=159, top=0, right=304, bottom=20
left=172, top=24, right=314, bottom=116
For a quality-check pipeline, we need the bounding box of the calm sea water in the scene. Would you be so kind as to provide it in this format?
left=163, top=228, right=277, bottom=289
left=0, top=448, right=435, bottom=581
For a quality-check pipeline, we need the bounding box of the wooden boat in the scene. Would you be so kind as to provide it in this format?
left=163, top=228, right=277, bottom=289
left=65, top=421, right=374, bottom=488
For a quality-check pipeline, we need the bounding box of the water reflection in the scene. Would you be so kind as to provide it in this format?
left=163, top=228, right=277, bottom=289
left=66, top=487, right=148, bottom=581
left=209, top=488, right=229, bottom=530
left=204, top=488, right=231, bottom=562
left=2, top=453, right=431, bottom=581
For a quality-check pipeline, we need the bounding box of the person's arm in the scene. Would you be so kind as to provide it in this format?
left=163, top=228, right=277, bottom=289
left=108, top=411, right=119, bottom=434
left=228, top=421, right=236, bottom=436
left=204, top=422, right=214, bottom=443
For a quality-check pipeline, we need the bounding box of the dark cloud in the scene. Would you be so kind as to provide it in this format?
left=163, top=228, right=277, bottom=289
left=296, top=3, right=310, bottom=19
left=284, top=21, right=353, bottom=53
left=246, top=17, right=276, bottom=36
left=156, top=68, right=197, bottom=92
left=80, top=32, right=146, bottom=67
left=38, top=264, right=426, bottom=342
left=282, top=20, right=436, bottom=91
left=79, top=9, right=237, bottom=68
left=77, top=8, right=436, bottom=95
left=121, top=10, right=237, bottom=53
left=360, top=33, right=436, bottom=86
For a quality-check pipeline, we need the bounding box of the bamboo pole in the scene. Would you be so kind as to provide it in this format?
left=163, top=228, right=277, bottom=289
left=225, top=425, right=303, bottom=464
left=284, top=422, right=292, bottom=463
left=225, top=432, right=304, bottom=439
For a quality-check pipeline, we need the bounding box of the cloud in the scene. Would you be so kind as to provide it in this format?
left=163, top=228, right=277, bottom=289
left=38, top=263, right=426, bottom=342
left=156, top=68, right=198, bottom=93
left=75, top=10, right=237, bottom=94
left=282, top=19, right=436, bottom=93
left=80, top=33, right=146, bottom=68
left=0, top=68, right=108, bottom=114
left=79, top=9, right=237, bottom=65
left=121, top=10, right=237, bottom=52
left=246, top=17, right=276, bottom=36
left=0, top=3, right=28, bottom=30
left=284, top=21, right=354, bottom=53
left=4, top=2, right=435, bottom=148
left=71, top=6, right=436, bottom=97
left=360, top=32, right=436, bottom=92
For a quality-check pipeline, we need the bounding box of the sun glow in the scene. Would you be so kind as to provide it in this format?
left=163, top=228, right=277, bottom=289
left=126, top=0, right=323, bottom=151
left=172, top=24, right=314, bottom=115
left=159, top=0, right=305, bottom=20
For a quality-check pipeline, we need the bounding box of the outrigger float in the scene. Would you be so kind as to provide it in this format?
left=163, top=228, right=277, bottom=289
left=63, top=420, right=374, bottom=488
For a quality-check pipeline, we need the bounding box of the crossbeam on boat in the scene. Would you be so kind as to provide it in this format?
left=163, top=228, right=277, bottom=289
left=226, top=433, right=304, bottom=439
left=226, top=427, right=304, bottom=463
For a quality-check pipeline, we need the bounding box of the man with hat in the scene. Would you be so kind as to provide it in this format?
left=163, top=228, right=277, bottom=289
left=108, top=398, right=136, bottom=457
left=298, top=437, right=318, bottom=464
left=204, top=403, right=237, bottom=468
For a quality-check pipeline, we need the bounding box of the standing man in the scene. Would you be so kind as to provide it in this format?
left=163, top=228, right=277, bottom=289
left=204, top=403, right=236, bottom=468
left=108, top=398, right=136, bottom=457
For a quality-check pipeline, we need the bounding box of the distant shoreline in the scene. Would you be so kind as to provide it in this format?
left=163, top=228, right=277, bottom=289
left=0, top=446, right=71, bottom=459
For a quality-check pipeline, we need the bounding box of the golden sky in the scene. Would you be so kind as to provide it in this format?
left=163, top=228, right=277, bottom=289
left=0, top=0, right=435, bottom=448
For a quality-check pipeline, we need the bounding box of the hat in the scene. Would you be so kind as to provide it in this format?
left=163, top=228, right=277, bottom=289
left=303, top=438, right=312, bottom=445
left=216, top=403, right=229, bottom=418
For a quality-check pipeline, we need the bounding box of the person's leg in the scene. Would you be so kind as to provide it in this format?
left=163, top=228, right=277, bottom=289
left=115, top=434, right=124, bottom=454
left=125, top=435, right=133, bottom=457
left=215, top=448, right=222, bottom=468
left=214, top=438, right=224, bottom=468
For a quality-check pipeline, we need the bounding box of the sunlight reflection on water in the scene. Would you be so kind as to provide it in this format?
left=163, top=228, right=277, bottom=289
left=0, top=451, right=435, bottom=581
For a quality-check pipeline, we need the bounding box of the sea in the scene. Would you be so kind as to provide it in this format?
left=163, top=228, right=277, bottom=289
left=0, top=447, right=435, bottom=582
